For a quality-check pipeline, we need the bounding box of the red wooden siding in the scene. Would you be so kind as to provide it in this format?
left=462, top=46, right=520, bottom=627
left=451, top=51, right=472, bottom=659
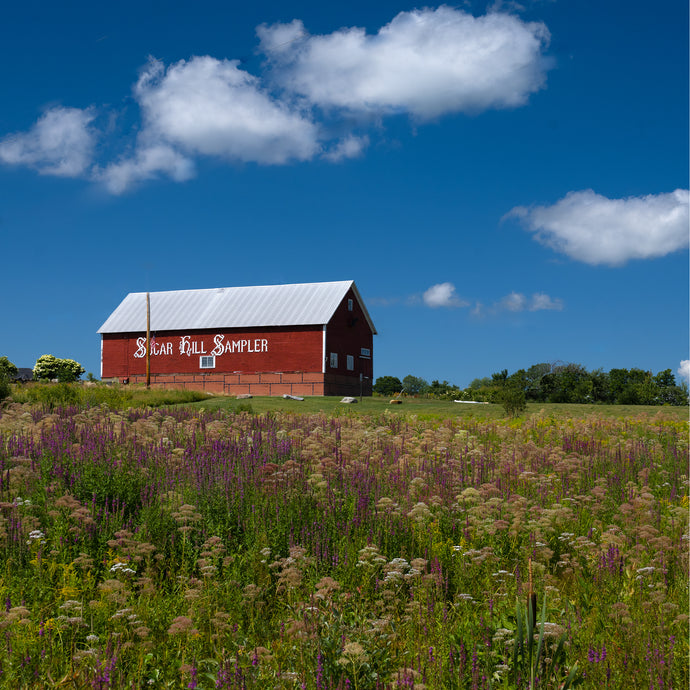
left=101, top=326, right=323, bottom=379
left=325, top=287, right=374, bottom=381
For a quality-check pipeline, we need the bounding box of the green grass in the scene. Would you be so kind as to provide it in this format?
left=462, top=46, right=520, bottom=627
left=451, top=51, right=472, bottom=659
left=187, top=393, right=690, bottom=421
left=9, top=382, right=213, bottom=409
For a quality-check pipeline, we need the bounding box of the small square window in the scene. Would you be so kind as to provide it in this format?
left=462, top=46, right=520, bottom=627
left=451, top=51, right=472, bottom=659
left=330, top=352, right=338, bottom=368
left=200, top=355, right=215, bottom=369
left=346, top=355, right=354, bottom=370
left=360, top=347, right=371, bottom=358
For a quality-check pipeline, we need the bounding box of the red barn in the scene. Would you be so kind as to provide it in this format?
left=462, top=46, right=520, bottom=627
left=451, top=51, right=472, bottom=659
left=98, top=280, right=376, bottom=396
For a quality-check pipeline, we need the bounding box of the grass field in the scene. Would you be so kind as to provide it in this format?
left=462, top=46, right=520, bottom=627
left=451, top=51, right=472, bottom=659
left=189, top=393, right=690, bottom=422
left=0, top=395, right=687, bottom=688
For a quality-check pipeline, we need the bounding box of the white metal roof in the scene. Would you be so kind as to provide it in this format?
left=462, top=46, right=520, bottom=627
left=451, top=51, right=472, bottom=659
left=98, top=281, right=377, bottom=334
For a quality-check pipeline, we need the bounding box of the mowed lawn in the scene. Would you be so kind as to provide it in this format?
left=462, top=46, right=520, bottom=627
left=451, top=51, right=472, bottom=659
left=189, top=393, right=690, bottom=421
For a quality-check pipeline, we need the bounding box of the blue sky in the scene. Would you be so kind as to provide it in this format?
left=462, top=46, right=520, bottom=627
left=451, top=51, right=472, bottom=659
left=1, top=0, right=688, bottom=387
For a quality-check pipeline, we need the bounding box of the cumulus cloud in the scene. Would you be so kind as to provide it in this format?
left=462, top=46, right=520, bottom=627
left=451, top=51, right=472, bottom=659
left=134, top=56, right=320, bottom=164
left=678, top=360, right=690, bottom=382
left=0, top=106, right=96, bottom=177
left=97, top=144, right=195, bottom=194
left=258, top=7, right=550, bottom=120
left=423, top=282, right=468, bottom=308
left=0, top=7, right=553, bottom=192
left=508, top=189, right=690, bottom=266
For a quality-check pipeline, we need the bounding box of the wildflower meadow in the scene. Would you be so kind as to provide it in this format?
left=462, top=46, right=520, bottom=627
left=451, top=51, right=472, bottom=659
left=0, top=400, right=687, bottom=688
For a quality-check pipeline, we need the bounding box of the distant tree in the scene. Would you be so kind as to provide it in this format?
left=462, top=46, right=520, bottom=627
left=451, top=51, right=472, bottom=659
left=589, top=369, right=610, bottom=403
left=654, top=369, right=677, bottom=389
left=469, top=377, right=492, bottom=390
left=653, top=369, right=688, bottom=405
left=0, top=357, right=18, bottom=381
left=524, top=363, right=551, bottom=401
left=428, top=380, right=461, bottom=400
left=33, top=355, right=85, bottom=383
left=499, top=386, right=527, bottom=417
left=507, top=369, right=529, bottom=393
left=491, top=369, right=509, bottom=387
left=402, top=375, right=430, bottom=396
left=542, top=363, right=592, bottom=403
left=373, top=376, right=403, bottom=396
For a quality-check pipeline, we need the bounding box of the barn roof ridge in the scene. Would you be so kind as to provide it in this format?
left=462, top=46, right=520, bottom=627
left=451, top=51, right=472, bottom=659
left=98, top=280, right=377, bottom=335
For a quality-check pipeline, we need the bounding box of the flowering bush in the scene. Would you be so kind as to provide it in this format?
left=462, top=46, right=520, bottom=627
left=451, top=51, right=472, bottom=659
left=33, top=354, right=85, bottom=382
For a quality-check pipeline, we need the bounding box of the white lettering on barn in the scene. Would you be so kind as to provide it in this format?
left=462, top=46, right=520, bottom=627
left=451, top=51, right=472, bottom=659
left=134, top=334, right=268, bottom=358
left=134, top=337, right=173, bottom=358
left=212, top=334, right=268, bottom=355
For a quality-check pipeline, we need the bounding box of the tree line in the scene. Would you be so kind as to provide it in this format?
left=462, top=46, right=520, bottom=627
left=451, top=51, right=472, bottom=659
left=374, top=362, right=689, bottom=406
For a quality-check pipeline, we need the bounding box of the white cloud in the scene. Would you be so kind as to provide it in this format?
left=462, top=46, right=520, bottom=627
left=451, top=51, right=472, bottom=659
left=134, top=56, right=320, bottom=165
left=508, top=189, right=690, bottom=266
left=97, top=144, right=195, bottom=195
left=473, top=291, right=563, bottom=315
left=501, top=292, right=527, bottom=311
left=0, top=106, right=96, bottom=177
left=528, top=292, right=563, bottom=311
left=0, top=7, right=553, bottom=193
left=678, top=360, right=690, bottom=382
left=322, top=134, right=369, bottom=162
left=423, top=282, right=468, bottom=308
left=258, top=7, right=550, bottom=119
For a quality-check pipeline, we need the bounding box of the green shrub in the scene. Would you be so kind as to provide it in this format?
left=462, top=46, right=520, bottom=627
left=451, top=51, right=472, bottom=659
left=0, top=374, right=10, bottom=402
left=500, top=386, right=527, bottom=417
left=33, top=354, right=85, bottom=382
left=22, top=382, right=81, bottom=407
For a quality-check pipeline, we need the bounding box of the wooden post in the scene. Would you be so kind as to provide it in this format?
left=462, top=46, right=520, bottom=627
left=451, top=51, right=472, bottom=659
left=146, top=292, right=151, bottom=389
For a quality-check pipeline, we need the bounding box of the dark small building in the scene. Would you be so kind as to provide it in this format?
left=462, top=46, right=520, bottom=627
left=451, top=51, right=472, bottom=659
left=98, top=280, right=376, bottom=397
left=13, top=368, right=34, bottom=383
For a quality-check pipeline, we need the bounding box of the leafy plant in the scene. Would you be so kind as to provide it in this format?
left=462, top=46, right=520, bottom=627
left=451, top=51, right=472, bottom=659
left=499, top=386, right=527, bottom=417
left=0, top=373, right=10, bottom=402
left=33, top=354, right=85, bottom=382
left=504, top=595, right=583, bottom=689
left=0, top=356, right=18, bottom=381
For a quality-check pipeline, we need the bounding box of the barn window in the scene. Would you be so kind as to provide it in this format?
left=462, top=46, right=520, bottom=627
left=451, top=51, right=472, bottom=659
left=200, top=355, right=215, bottom=369
left=330, top=352, right=338, bottom=368
left=348, top=298, right=353, bottom=311
left=346, top=355, right=354, bottom=370
left=360, top=347, right=371, bottom=359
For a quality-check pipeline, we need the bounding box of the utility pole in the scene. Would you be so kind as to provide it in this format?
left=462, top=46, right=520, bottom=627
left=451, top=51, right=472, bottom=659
left=146, top=292, right=151, bottom=389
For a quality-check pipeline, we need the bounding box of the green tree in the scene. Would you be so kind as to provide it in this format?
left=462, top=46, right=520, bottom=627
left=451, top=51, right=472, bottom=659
left=427, top=380, right=461, bottom=400
left=524, top=363, right=551, bottom=401
left=589, top=369, right=610, bottom=403
left=491, top=369, right=509, bottom=386
left=33, top=355, right=85, bottom=383
left=654, top=369, right=677, bottom=389
left=402, top=375, right=430, bottom=396
left=373, top=376, right=403, bottom=396
left=541, top=363, right=592, bottom=403
left=469, top=376, right=492, bottom=390
left=0, top=356, right=18, bottom=381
